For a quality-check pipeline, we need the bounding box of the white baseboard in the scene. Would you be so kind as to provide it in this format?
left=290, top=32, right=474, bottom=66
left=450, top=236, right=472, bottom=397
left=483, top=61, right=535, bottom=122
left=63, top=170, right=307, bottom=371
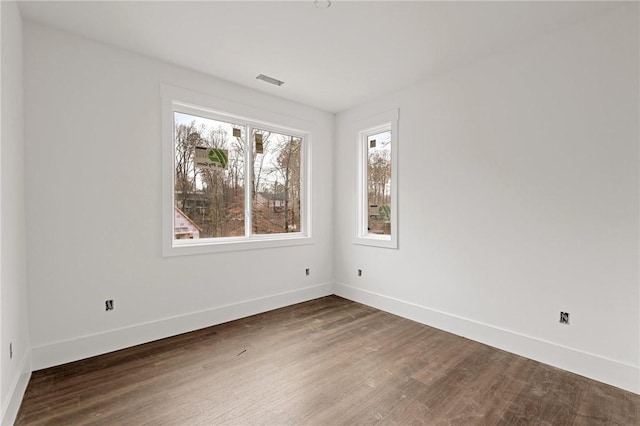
left=32, top=283, right=333, bottom=371
left=1, top=351, right=32, bottom=426
left=334, top=282, right=639, bottom=395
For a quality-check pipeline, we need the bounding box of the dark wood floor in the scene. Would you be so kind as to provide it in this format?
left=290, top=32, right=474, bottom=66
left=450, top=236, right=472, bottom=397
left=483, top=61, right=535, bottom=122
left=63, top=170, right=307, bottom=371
left=16, top=296, right=640, bottom=425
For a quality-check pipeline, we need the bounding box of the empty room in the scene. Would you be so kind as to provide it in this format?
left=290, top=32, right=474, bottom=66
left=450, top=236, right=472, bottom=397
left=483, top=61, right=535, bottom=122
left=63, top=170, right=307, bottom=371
left=1, top=0, right=639, bottom=424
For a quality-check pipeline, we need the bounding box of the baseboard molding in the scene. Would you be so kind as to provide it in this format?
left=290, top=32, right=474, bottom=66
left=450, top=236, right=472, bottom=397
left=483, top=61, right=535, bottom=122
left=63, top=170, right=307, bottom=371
left=334, top=282, right=639, bottom=394
left=32, top=282, right=333, bottom=371
left=1, top=351, right=32, bottom=426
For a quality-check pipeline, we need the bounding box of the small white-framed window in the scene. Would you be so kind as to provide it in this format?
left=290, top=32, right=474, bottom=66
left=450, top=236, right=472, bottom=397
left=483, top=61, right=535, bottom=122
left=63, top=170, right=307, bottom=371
left=355, top=109, right=398, bottom=249
left=162, top=85, right=312, bottom=256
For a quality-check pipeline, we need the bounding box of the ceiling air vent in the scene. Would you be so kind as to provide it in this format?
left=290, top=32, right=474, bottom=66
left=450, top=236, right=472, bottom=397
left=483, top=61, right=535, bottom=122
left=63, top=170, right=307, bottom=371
left=256, top=74, right=285, bottom=87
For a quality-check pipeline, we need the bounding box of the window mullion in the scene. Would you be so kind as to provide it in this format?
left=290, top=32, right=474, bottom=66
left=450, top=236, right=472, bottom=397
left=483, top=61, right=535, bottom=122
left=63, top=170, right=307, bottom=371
left=245, top=125, right=253, bottom=237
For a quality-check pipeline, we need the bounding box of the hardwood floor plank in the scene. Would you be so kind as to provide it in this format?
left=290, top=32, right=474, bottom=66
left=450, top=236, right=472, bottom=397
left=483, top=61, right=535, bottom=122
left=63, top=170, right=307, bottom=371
left=15, top=296, right=640, bottom=425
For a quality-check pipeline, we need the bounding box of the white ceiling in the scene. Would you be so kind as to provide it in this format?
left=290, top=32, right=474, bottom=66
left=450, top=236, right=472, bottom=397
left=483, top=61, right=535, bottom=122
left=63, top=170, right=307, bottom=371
left=18, top=1, right=622, bottom=113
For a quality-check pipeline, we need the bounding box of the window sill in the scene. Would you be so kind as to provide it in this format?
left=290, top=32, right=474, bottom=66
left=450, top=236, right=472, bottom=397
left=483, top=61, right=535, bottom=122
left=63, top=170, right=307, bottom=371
left=163, top=234, right=314, bottom=257
left=353, top=234, right=398, bottom=249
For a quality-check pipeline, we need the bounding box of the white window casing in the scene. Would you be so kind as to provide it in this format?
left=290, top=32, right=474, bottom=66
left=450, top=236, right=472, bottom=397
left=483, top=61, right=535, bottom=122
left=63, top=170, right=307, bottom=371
left=161, top=85, right=313, bottom=256
left=354, top=108, right=399, bottom=249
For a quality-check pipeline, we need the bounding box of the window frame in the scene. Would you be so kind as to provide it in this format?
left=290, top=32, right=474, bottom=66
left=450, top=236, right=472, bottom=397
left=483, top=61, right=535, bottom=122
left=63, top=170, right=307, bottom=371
left=354, top=109, right=399, bottom=249
left=162, top=85, right=313, bottom=256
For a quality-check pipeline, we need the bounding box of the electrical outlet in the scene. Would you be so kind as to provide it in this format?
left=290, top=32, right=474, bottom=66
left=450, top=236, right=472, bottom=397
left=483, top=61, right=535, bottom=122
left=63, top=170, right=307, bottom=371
left=559, top=312, right=569, bottom=324
left=9, top=343, right=12, bottom=359
left=358, top=269, right=362, bottom=277
left=305, top=268, right=310, bottom=276
left=106, top=300, right=114, bottom=311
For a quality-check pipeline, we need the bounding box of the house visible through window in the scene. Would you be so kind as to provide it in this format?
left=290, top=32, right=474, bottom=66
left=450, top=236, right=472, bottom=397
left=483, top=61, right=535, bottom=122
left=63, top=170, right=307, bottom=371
left=174, top=112, right=246, bottom=239
left=162, top=86, right=311, bottom=255
left=251, top=128, right=302, bottom=235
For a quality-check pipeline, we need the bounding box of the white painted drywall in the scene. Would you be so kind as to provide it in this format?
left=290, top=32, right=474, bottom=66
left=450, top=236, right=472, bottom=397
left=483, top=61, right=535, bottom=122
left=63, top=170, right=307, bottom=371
left=1, top=2, right=32, bottom=424
left=334, top=4, right=639, bottom=392
left=23, top=22, right=334, bottom=369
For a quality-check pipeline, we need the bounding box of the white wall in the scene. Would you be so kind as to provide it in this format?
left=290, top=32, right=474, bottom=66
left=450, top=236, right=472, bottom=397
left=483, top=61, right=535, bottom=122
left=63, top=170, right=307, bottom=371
left=334, top=4, right=639, bottom=393
left=23, top=22, right=334, bottom=369
left=1, top=2, right=32, bottom=425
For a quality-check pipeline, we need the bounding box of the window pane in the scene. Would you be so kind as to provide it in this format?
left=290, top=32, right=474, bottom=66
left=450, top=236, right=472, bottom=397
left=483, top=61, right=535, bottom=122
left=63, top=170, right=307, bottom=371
left=367, top=130, right=391, bottom=235
left=251, top=129, right=302, bottom=234
left=174, top=112, right=245, bottom=239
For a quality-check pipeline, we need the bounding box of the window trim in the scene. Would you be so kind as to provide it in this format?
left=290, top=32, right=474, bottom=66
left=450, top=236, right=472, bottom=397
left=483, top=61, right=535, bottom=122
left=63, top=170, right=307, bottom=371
left=161, top=85, right=313, bottom=256
left=354, top=109, right=399, bottom=249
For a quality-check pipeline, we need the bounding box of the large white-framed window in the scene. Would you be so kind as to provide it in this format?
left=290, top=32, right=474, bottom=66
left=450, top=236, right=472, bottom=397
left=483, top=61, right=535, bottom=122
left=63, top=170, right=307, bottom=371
left=162, top=85, right=312, bottom=256
left=355, top=109, right=398, bottom=249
